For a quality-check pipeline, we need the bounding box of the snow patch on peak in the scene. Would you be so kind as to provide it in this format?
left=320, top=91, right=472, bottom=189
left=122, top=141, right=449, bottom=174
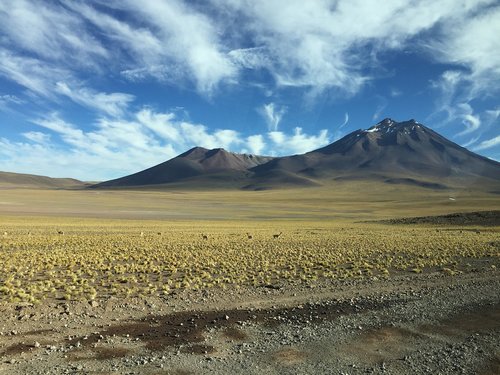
left=379, top=118, right=395, bottom=125
left=363, top=118, right=399, bottom=133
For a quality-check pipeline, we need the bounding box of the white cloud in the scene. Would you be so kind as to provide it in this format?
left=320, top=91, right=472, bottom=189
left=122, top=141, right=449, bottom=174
left=217, top=0, right=497, bottom=97
left=2, top=0, right=499, bottom=102
left=268, top=127, right=329, bottom=155
left=340, top=113, right=349, bottom=128
left=0, top=0, right=236, bottom=100
left=426, top=4, right=500, bottom=94
left=63, top=1, right=163, bottom=65
left=0, top=0, right=108, bottom=66
left=0, top=136, right=171, bottom=181
left=484, top=109, right=500, bottom=125
left=55, top=82, right=135, bottom=118
left=461, top=136, right=480, bottom=148
left=136, top=109, right=182, bottom=144
left=22, top=131, right=51, bottom=144
left=458, top=113, right=481, bottom=136
left=81, top=0, right=237, bottom=94
left=246, top=135, right=266, bottom=155
left=0, top=94, right=23, bottom=111
left=32, top=113, right=84, bottom=142
left=178, top=123, right=241, bottom=150
left=0, top=49, right=70, bottom=97
left=431, top=73, right=490, bottom=136
left=259, top=103, right=287, bottom=131
left=228, top=47, right=270, bottom=70
left=474, top=135, right=500, bottom=151
left=390, top=88, right=402, bottom=97
left=372, top=103, right=387, bottom=122
left=0, top=94, right=22, bottom=105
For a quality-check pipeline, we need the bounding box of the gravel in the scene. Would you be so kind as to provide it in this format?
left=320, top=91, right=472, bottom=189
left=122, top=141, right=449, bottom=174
left=0, top=269, right=498, bottom=375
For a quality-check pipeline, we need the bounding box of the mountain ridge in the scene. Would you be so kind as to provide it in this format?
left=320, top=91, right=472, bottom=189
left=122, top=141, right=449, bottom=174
left=94, top=146, right=274, bottom=188
left=93, top=118, right=500, bottom=190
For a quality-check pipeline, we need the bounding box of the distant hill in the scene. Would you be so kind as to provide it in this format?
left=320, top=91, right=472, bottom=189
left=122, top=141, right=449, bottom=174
left=0, top=171, right=85, bottom=189
left=93, top=119, right=500, bottom=191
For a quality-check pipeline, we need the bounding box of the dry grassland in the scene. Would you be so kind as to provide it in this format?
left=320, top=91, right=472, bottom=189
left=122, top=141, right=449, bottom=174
left=1, top=216, right=498, bottom=304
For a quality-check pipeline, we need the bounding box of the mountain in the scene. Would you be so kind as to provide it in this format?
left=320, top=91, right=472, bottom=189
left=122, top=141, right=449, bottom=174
left=93, top=119, right=500, bottom=190
left=0, top=171, right=85, bottom=189
left=250, top=118, right=500, bottom=189
left=94, top=147, right=274, bottom=188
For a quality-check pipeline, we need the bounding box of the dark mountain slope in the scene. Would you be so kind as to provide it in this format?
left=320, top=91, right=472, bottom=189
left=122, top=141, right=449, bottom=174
left=95, top=147, right=273, bottom=188
left=251, top=119, right=500, bottom=187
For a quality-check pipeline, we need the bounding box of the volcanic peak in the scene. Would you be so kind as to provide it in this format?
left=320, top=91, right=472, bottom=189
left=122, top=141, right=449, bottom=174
left=364, top=118, right=422, bottom=134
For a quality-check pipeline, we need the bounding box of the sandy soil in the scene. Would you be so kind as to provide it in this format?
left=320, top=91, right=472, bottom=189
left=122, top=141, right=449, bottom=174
left=0, top=269, right=498, bottom=375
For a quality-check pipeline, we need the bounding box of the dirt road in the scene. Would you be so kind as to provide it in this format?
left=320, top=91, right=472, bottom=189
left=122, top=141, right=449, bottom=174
left=0, top=269, right=498, bottom=374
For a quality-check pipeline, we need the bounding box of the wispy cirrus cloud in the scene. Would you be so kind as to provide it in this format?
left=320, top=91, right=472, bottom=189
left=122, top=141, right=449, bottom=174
left=339, top=113, right=349, bottom=128
left=1, top=1, right=499, bottom=101
left=0, top=0, right=108, bottom=66
left=223, top=0, right=497, bottom=96
left=74, top=0, right=237, bottom=94
left=458, top=113, right=481, bottom=136
left=425, top=4, right=500, bottom=95
left=372, top=102, right=387, bottom=122
left=474, top=135, right=500, bottom=151
left=55, top=82, right=135, bottom=118
left=259, top=102, right=287, bottom=131
left=430, top=72, right=489, bottom=139
left=0, top=49, right=70, bottom=98
left=22, top=131, right=51, bottom=144
left=0, top=93, right=23, bottom=111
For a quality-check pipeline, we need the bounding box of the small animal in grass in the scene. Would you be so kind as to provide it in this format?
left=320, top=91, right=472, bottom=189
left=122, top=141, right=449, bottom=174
left=273, top=232, right=282, bottom=239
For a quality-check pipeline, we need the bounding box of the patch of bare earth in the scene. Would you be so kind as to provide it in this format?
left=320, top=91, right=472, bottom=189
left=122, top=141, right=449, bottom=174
left=0, top=270, right=498, bottom=374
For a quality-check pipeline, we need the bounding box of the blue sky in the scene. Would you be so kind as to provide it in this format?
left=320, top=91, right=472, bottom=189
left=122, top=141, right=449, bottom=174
left=0, top=0, right=499, bottom=181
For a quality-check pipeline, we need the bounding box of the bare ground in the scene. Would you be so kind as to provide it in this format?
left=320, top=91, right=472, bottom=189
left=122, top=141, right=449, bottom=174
left=0, top=269, right=499, bottom=375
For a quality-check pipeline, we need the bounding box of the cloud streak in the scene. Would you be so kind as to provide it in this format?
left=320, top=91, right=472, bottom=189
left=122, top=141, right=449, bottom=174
left=259, top=103, right=287, bottom=131
left=339, top=113, right=349, bottom=128
left=1, top=1, right=498, bottom=99
left=55, top=82, right=135, bottom=118
left=474, top=135, right=500, bottom=151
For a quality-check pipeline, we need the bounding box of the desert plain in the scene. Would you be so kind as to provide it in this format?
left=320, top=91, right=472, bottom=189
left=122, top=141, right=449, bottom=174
left=0, top=182, right=499, bottom=374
